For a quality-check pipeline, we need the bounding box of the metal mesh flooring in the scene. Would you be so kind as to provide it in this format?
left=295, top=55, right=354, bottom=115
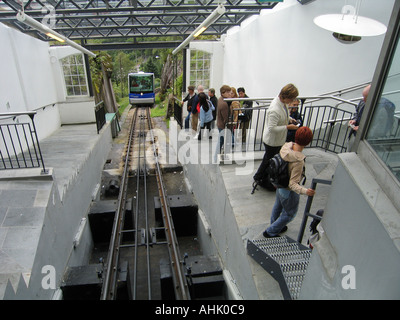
left=247, top=236, right=312, bottom=300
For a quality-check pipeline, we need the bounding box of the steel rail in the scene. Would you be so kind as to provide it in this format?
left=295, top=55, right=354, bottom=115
left=145, top=107, right=190, bottom=300
left=143, top=110, right=151, bottom=300
left=100, top=107, right=138, bottom=300
left=132, top=108, right=141, bottom=300
left=100, top=106, right=188, bottom=300
left=132, top=107, right=152, bottom=300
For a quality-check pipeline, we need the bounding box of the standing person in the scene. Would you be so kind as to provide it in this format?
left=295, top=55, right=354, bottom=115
left=230, top=87, right=241, bottom=125
left=182, top=85, right=196, bottom=129
left=198, top=92, right=215, bottom=140
left=208, top=88, right=218, bottom=129
left=191, top=85, right=205, bottom=133
left=229, top=87, right=241, bottom=147
left=347, top=84, right=370, bottom=150
left=286, top=99, right=302, bottom=142
left=263, top=126, right=316, bottom=238
left=253, top=84, right=299, bottom=191
left=237, top=87, right=253, bottom=143
left=216, top=85, right=232, bottom=154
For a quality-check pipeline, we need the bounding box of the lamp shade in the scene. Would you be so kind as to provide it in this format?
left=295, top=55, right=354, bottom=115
left=314, top=14, right=387, bottom=37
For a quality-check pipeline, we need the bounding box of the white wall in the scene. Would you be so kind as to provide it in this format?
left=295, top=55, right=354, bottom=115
left=300, top=152, right=400, bottom=299
left=0, top=23, right=95, bottom=140
left=0, top=23, right=58, bottom=113
left=221, top=0, right=394, bottom=98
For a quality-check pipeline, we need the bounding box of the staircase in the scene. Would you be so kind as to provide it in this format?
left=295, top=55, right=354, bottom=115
left=247, top=236, right=312, bottom=300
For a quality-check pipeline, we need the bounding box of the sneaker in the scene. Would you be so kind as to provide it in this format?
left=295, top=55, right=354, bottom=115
left=263, top=230, right=278, bottom=238
left=280, top=226, right=288, bottom=233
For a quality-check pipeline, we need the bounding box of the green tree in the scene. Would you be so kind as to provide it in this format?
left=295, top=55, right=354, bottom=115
left=113, top=51, right=135, bottom=98
left=143, top=56, right=158, bottom=76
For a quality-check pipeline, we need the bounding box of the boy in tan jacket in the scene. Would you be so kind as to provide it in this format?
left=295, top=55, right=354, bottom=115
left=263, top=126, right=315, bottom=238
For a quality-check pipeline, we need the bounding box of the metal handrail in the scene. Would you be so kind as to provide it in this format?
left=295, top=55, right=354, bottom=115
left=0, top=111, right=37, bottom=118
left=0, top=111, right=47, bottom=173
left=297, top=178, right=332, bottom=244
left=94, top=101, right=106, bottom=134
left=225, top=95, right=358, bottom=107
left=217, top=93, right=358, bottom=155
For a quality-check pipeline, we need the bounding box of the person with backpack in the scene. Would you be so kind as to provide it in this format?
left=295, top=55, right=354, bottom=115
left=198, top=92, right=215, bottom=140
left=191, top=85, right=205, bottom=133
left=263, top=126, right=316, bottom=238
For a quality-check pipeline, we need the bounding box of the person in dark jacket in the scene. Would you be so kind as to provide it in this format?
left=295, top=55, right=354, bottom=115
left=182, top=85, right=196, bottom=129
left=191, top=85, right=205, bottom=132
left=286, top=99, right=303, bottom=142
left=208, top=88, right=218, bottom=129
left=238, top=87, right=253, bottom=143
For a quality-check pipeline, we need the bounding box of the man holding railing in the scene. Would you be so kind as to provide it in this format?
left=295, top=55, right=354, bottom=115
left=347, top=84, right=370, bottom=150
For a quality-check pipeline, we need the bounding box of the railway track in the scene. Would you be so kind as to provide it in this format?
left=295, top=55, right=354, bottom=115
left=100, top=106, right=190, bottom=300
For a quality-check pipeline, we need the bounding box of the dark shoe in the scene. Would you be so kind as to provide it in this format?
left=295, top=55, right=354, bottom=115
left=263, top=230, right=278, bottom=238
left=279, top=226, right=288, bottom=233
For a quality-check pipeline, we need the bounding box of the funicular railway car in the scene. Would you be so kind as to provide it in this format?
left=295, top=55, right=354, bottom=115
left=128, top=72, right=155, bottom=106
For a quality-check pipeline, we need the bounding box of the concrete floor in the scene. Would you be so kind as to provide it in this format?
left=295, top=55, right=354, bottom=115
left=0, top=105, right=339, bottom=299
left=164, top=117, right=339, bottom=299
left=218, top=148, right=338, bottom=299
left=0, top=122, right=107, bottom=299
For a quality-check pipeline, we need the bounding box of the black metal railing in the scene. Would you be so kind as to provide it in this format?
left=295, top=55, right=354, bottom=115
left=302, top=105, right=353, bottom=153
left=0, top=111, right=47, bottom=173
left=95, top=101, right=106, bottom=134
left=172, top=97, right=183, bottom=128
left=221, top=95, right=357, bottom=155
left=297, top=178, right=332, bottom=243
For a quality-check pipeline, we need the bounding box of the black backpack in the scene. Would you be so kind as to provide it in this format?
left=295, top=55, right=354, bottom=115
left=267, top=153, right=290, bottom=189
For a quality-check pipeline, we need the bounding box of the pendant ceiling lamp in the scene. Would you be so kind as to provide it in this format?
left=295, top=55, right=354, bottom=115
left=313, top=0, right=387, bottom=44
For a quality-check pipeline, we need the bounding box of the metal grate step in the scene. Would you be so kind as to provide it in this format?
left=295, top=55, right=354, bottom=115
left=247, top=236, right=312, bottom=300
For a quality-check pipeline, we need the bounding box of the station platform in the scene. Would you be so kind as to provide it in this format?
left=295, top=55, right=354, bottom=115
left=0, top=109, right=338, bottom=300
left=177, top=122, right=339, bottom=299
left=219, top=148, right=338, bottom=299
left=0, top=121, right=112, bottom=299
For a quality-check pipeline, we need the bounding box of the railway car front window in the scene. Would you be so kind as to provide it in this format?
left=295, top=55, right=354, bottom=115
left=130, top=75, right=153, bottom=93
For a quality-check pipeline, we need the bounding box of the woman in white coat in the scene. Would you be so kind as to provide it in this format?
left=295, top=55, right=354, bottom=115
left=253, top=84, right=300, bottom=190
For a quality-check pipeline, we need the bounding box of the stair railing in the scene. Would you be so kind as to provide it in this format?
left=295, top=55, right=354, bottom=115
left=0, top=111, right=47, bottom=173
